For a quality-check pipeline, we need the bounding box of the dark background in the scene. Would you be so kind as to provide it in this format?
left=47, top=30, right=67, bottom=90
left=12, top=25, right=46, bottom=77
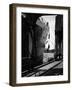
left=21, top=13, right=63, bottom=74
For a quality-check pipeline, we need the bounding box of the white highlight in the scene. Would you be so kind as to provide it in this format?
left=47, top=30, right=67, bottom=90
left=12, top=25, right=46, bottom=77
left=40, top=15, right=56, bottom=50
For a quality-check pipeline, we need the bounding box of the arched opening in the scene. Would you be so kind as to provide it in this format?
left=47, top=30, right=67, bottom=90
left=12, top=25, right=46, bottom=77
left=21, top=13, right=63, bottom=77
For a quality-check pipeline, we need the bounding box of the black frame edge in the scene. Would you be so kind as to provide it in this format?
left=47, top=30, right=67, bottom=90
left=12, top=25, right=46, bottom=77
left=9, top=4, right=16, bottom=86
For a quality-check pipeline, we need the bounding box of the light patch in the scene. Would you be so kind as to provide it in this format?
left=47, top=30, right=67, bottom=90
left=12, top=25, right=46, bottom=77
left=40, top=15, right=56, bottom=50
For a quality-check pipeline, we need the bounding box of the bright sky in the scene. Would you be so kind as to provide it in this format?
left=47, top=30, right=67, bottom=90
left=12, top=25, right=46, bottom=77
left=36, top=15, right=56, bottom=50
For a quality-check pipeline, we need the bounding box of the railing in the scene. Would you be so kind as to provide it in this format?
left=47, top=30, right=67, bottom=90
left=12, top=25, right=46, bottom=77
left=22, top=58, right=62, bottom=77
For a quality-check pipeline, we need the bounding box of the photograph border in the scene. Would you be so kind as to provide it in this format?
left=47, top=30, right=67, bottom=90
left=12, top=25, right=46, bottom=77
left=9, top=3, right=70, bottom=86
